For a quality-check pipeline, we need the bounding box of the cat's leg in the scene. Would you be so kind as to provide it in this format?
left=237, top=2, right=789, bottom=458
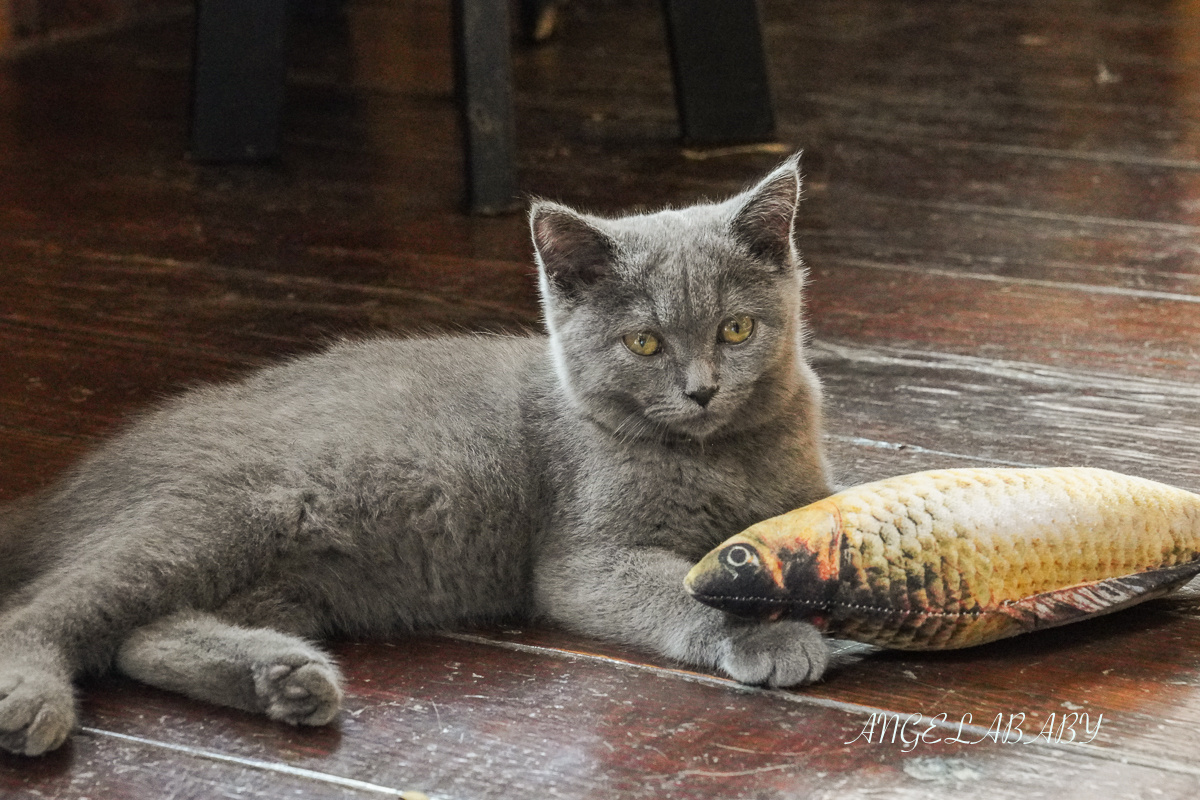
left=534, top=545, right=828, bottom=687
left=0, top=641, right=74, bottom=756
left=0, top=563, right=136, bottom=756
left=115, top=610, right=342, bottom=725
left=0, top=508, right=76, bottom=755
left=0, top=508, right=268, bottom=755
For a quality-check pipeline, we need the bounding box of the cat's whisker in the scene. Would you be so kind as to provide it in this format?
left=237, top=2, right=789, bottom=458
left=610, top=417, right=638, bottom=445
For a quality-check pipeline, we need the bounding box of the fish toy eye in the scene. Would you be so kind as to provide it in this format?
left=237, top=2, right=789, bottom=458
left=723, top=544, right=759, bottom=569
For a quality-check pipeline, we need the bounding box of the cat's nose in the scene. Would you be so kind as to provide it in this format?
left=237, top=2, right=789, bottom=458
left=686, top=386, right=719, bottom=408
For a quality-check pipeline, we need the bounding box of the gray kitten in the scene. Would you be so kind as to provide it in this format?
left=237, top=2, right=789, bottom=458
left=0, top=157, right=831, bottom=756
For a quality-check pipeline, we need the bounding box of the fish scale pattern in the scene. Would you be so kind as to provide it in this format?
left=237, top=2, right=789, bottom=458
left=828, top=468, right=1200, bottom=647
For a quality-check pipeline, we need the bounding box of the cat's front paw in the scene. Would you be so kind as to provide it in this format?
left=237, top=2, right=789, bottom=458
left=719, top=620, right=828, bottom=688
left=0, top=668, right=76, bottom=756
left=253, top=654, right=343, bottom=726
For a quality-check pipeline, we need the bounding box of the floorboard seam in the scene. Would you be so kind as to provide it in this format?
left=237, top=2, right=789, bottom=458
left=826, top=128, right=1200, bottom=171
left=0, top=316, right=266, bottom=363
left=863, top=195, right=1200, bottom=235
left=78, top=727, right=430, bottom=798
left=828, top=256, right=1200, bottom=304
left=825, top=434, right=1043, bottom=468
left=12, top=241, right=536, bottom=319
left=810, top=338, right=1200, bottom=394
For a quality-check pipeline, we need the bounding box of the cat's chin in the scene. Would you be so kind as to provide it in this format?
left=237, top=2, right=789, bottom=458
left=657, top=409, right=738, bottom=444
left=588, top=405, right=724, bottom=445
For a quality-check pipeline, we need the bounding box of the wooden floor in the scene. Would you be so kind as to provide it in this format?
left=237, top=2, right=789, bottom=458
left=4, top=0, right=1200, bottom=796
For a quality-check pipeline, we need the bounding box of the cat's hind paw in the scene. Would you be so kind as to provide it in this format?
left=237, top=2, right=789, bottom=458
left=253, top=655, right=343, bottom=726
left=0, top=669, right=76, bottom=756
left=719, top=620, right=828, bottom=688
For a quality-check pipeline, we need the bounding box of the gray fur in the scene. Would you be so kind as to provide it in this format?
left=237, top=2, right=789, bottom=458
left=0, top=157, right=830, bottom=755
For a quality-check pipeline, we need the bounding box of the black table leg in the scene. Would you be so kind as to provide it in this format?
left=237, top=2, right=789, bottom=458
left=660, top=0, right=775, bottom=143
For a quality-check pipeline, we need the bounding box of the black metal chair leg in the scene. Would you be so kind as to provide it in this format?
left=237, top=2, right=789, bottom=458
left=660, top=0, right=775, bottom=143
left=189, top=0, right=289, bottom=162
left=453, top=0, right=519, bottom=215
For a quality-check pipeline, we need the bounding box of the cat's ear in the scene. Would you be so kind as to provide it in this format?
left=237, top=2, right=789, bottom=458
left=530, top=201, right=617, bottom=301
left=729, top=154, right=802, bottom=270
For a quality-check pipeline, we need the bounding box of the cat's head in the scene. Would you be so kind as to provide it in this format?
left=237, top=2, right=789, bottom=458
left=531, top=155, right=814, bottom=444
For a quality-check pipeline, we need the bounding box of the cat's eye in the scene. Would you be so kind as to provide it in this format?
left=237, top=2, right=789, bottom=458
left=623, top=331, right=661, bottom=356
left=719, top=315, right=755, bottom=344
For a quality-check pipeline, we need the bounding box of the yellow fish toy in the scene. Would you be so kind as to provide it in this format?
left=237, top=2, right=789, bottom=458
left=684, top=467, right=1200, bottom=649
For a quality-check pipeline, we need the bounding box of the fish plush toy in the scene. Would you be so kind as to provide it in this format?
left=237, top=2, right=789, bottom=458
left=684, top=467, right=1200, bottom=649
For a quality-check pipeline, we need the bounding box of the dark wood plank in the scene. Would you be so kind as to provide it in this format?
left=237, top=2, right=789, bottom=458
left=762, top=0, right=1200, bottom=137
left=811, top=339, right=1200, bottom=487
left=4, top=3, right=1195, bottom=307
left=805, top=262, right=1200, bottom=378
left=798, top=195, right=1200, bottom=296
left=0, top=244, right=539, bottom=354
left=0, top=323, right=255, bottom=446
left=810, top=136, right=1200, bottom=229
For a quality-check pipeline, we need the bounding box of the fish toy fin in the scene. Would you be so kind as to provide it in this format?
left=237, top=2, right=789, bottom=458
left=996, top=560, right=1200, bottom=631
